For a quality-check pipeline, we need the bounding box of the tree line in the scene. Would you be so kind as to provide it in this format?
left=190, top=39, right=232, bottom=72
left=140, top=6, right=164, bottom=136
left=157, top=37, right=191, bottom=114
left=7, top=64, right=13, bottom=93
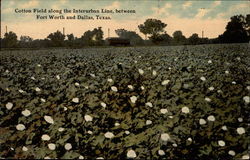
left=1, top=14, right=249, bottom=48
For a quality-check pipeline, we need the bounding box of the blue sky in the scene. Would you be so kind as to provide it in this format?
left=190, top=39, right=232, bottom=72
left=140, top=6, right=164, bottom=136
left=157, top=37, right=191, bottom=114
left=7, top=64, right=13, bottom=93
left=1, top=0, right=249, bottom=39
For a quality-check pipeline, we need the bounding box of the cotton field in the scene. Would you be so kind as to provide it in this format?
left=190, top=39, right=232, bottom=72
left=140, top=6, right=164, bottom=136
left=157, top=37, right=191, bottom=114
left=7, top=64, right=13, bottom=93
left=0, top=44, right=249, bottom=159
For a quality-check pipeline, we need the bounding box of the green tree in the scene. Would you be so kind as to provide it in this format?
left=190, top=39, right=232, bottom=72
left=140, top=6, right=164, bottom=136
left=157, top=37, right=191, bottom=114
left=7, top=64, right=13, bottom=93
left=219, top=15, right=249, bottom=43
left=173, top=30, right=186, bottom=44
left=138, top=19, right=167, bottom=43
left=115, top=29, right=144, bottom=45
left=19, top=35, right=33, bottom=48
left=81, top=27, right=104, bottom=46
left=188, top=33, right=200, bottom=45
left=47, top=30, right=65, bottom=47
left=3, top=31, right=18, bottom=48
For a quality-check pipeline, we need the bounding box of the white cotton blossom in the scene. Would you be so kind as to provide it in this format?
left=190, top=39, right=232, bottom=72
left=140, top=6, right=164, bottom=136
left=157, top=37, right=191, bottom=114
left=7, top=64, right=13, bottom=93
left=96, top=157, right=104, bottom=160
left=232, top=81, right=236, bottom=84
left=44, top=115, right=54, bottom=124
left=75, top=82, right=80, bottom=86
left=6, top=102, right=13, bottom=110
left=236, top=127, right=245, bottom=135
left=208, top=87, right=214, bottom=91
left=100, top=102, right=107, bottom=108
left=41, top=134, right=51, bottom=141
left=218, top=140, right=225, bottom=147
left=187, top=137, right=192, bottom=142
left=104, top=132, right=115, bottom=139
left=172, top=143, right=178, bottom=147
left=64, top=143, right=72, bottom=150
left=16, top=124, right=26, bottom=131
left=130, top=96, right=137, bottom=103
left=205, top=97, right=212, bottom=102
left=56, top=75, right=60, bottom=80
left=222, top=126, right=227, bottom=131
left=90, top=73, right=95, bottom=77
left=79, top=155, right=84, bottom=159
left=168, top=115, right=173, bottom=119
left=22, top=109, right=31, bottom=117
left=48, top=143, right=56, bottom=150
left=208, top=60, right=212, bottom=64
left=87, top=130, right=93, bottom=134
left=64, top=107, right=67, bottom=111
left=58, top=127, right=65, bottom=132
left=158, top=150, right=165, bottom=156
left=22, top=146, right=28, bottom=151
left=31, top=76, right=35, bottom=80
left=152, top=70, right=157, bottom=76
left=44, top=156, right=51, bottom=159
left=128, top=85, right=134, bottom=90
left=19, top=89, right=25, bottom=93
left=238, top=117, right=243, bottom=122
left=72, top=97, right=79, bottom=103
left=242, top=154, right=250, bottom=159
left=145, top=102, right=153, bottom=108
left=138, top=69, right=144, bottom=75
left=111, top=86, right=118, bottom=92
left=225, top=70, right=229, bottom=74
left=40, top=98, right=46, bottom=103
left=161, top=133, right=170, bottom=141
left=160, top=108, right=168, bottom=114
left=200, top=76, right=206, bottom=81
left=146, top=120, right=152, bottom=125
left=207, top=115, right=216, bottom=122
left=115, top=122, right=120, bottom=126
left=107, top=78, right=113, bottom=83
left=247, top=86, right=250, bottom=90
left=84, top=115, right=93, bottom=122
left=199, top=119, right=206, bottom=125
left=161, top=80, right=170, bottom=85
left=35, top=87, right=41, bottom=92
left=127, top=149, right=137, bottom=158
left=125, top=131, right=130, bottom=135
left=228, top=150, right=236, bottom=156
left=181, top=106, right=190, bottom=114
left=141, top=86, right=145, bottom=90
left=243, top=96, right=250, bottom=104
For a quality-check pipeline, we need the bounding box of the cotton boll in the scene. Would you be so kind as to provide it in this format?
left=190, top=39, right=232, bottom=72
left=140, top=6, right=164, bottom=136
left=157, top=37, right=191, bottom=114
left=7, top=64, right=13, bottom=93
left=104, top=132, right=115, bottom=139
left=64, top=143, right=72, bottom=150
left=218, top=140, right=225, bottom=147
left=127, top=150, right=137, bottom=158
left=16, top=124, right=26, bottom=131
left=236, top=127, right=245, bottom=135
left=181, top=106, right=190, bottom=114
left=6, top=102, right=13, bottom=110
left=161, top=133, right=170, bottom=141
left=84, top=115, right=93, bottom=122
left=130, top=96, right=137, bottom=103
left=72, top=97, right=79, bottom=103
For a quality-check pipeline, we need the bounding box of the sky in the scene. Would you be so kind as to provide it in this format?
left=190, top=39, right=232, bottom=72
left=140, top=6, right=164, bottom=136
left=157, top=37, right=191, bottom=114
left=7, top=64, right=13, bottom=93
left=1, top=0, right=250, bottom=39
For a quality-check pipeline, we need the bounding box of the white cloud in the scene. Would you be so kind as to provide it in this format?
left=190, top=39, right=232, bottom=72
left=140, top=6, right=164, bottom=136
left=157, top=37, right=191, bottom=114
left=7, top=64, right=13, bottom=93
left=105, top=1, right=120, bottom=10
left=195, top=8, right=210, bottom=19
left=182, top=2, right=192, bottom=9
left=152, top=3, right=172, bottom=16
left=20, top=0, right=39, bottom=8
left=212, top=1, right=221, bottom=7
left=216, top=2, right=249, bottom=18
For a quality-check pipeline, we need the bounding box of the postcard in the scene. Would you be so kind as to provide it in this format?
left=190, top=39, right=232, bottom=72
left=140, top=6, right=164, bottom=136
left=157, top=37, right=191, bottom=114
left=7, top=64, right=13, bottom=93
left=0, top=0, right=249, bottom=159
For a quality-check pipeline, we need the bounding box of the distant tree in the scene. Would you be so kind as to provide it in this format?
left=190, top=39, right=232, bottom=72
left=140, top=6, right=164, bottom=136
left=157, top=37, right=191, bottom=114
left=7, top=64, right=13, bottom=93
left=47, top=30, right=65, bottom=47
left=115, top=29, right=144, bottom=45
left=66, top=33, right=75, bottom=47
left=19, top=36, right=33, bottom=48
left=67, top=34, right=75, bottom=41
left=81, top=27, right=104, bottom=46
left=3, top=31, right=18, bottom=48
left=188, top=33, right=200, bottom=45
left=138, top=19, right=167, bottom=43
left=219, top=15, right=249, bottom=43
left=158, top=32, right=172, bottom=45
left=173, top=30, right=186, bottom=44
